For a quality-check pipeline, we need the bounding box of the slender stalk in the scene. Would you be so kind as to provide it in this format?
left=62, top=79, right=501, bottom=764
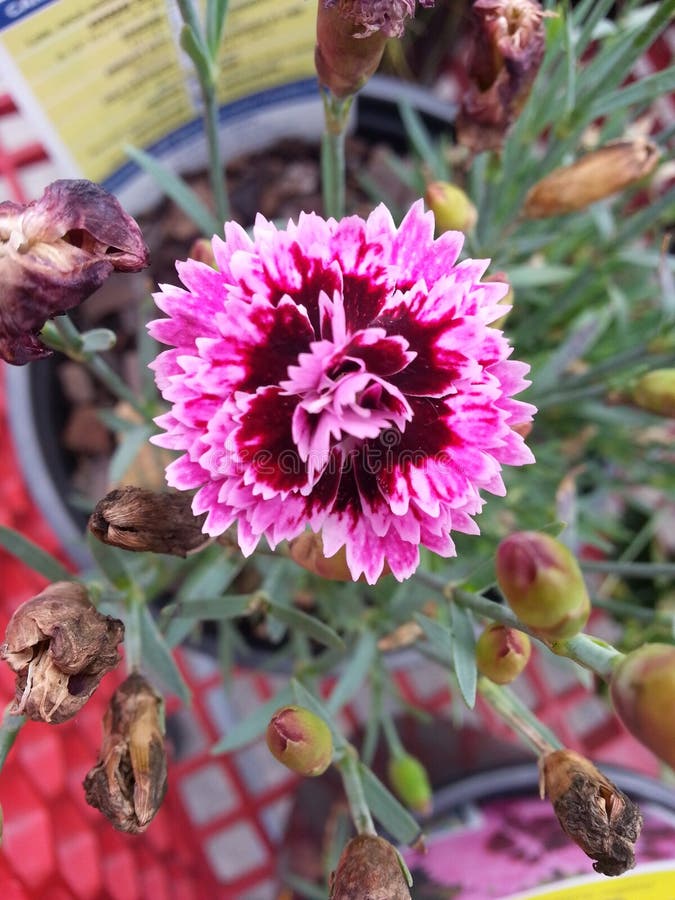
left=581, top=559, right=675, bottom=579
left=413, top=569, right=625, bottom=681
left=48, top=316, right=151, bottom=421
left=321, top=90, right=352, bottom=219
left=478, top=677, right=562, bottom=756
left=336, top=744, right=376, bottom=836
left=124, top=584, right=144, bottom=674
left=0, top=707, right=25, bottom=773
left=381, top=711, right=406, bottom=758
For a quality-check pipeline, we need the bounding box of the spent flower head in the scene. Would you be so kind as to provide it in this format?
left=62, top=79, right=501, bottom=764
left=149, top=201, right=535, bottom=583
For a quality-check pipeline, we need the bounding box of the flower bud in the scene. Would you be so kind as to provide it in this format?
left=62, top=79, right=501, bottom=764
left=0, top=179, right=148, bottom=364
left=188, top=237, right=216, bottom=267
left=523, top=139, right=659, bottom=219
left=475, top=623, right=531, bottom=684
left=89, top=486, right=208, bottom=556
left=0, top=582, right=124, bottom=723
left=316, top=1, right=435, bottom=98
left=457, top=0, right=547, bottom=152
left=425, top=182, right=477, bottom=234
left=631, top=368, right=675, bottom=418
left=387, top=752, right=433, bottom=816
left=330, top=834, right=411, bottom=899
left=83, top=673, right=167, bottom=833
left=266, top=705, right=333, bottom=776
left=540, top=749, right=642, bottom=876
left=610, top=643, right=675, bottom=770
left=496, top=532, right=590, bottom=640
left=289, top=531, right=391, bottom=582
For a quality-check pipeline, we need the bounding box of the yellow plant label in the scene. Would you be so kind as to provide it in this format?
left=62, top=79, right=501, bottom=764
left=0, top=0, right=317, bottom=202
left=501, top=863, right=675, bottom=900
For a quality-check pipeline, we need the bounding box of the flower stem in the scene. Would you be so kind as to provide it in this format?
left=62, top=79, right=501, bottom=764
left=124, top=584, right=144, bottom=674
left=478, top=677, right=562, bottom=756
left=321, top=90, right=352, bottom=219
left=581, top=559, right=675, bottom=579
left=413, top=570, right=625, bottom=681
left=48, top=315, right=151, bottom=422
left=336, top=743, right=376, bottom=836
left=0, top=706, right=25, bottom=773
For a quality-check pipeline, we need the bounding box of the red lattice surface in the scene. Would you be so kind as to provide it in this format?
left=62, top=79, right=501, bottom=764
left=0, top=67, right=669, bottom=898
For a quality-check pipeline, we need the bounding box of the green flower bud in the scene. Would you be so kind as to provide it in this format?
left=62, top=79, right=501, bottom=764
left=425, top=181, right=478, bottom=234
left=610, top=643, right=675, bottom=770
left=330, top=834, right=411, bottom=900
left=475, top=624, right=531, bottom=684
left=266, top=705, right=333, bottom=776
left=387, top=752, right=433, bottom=816
left=496, top=532, right=591, bottom=640
left=632, top=369, right=675, bottom=417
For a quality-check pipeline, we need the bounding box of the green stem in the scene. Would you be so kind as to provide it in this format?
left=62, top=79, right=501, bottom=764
left=336, top=744, right=376, bottom=836
left=48, top=316, right=151, bottom=421
left=125, top=585, right=144, bottom=674
left=203, top=83, right=230, bottom=227
left=381, top=711, right=406, bottom=758
left=581, top=559, right=675, bottom=579
left=321, top=90, right=352, bottom=219
left=478, top=677, right=562, bottom=756
left=0, top=707, right=25, bottom=773
left=413, top=570, right=625, bottom=681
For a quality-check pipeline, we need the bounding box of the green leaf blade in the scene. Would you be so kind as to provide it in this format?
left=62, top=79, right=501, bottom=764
left=0, top=526, right=73, bottom=584
left=211, top=684, right=294, bottom=753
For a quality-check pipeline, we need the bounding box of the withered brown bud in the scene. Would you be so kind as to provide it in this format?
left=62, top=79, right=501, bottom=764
left=88, top=486, right=208, bottom=557
left=0, top=582, right=124, bottom=724
left=457, top=0, right=547, bottom=152
left=523, top=139, right=660, bottom=218
left=0, top=179, right=149, bottom=364
left=540, top=749, right=642, bottom=877
left=83, top=673, right=167, bottom=834
left=316, top=1, right=435, bottom=98
left=330, top=834, right=412, bottom=899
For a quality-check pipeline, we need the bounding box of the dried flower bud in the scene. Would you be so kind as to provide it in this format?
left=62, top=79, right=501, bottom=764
left=631, top=368, right=675, bottom=418
left=0, top=179, right=148, bottom=364
left=266, top=705, right=333, bottom=776
left=425, top=182, right=478, bottom=234
left=289, top=531, right=391, bottom=581
left=388, top=752, right=433, bottom=816
left=330, top=834, right=411, bottom=899
left=316, top=1, right=435, bottom=98
left=523, top=139, right=660, bottom=219
left=540, top=749, right=642, bottom=876
left=83, top=673, right=167, bottom=834
left=457, top=0, right=547, bottom=152
left=88, top=486, right=208, bottom=556
left=475, top=623, right=531, bottom=684
left=610, top=643, right=675, bottom=770
left=496, top=532, right=590, bottom=640
left=0, top=582, right=124, bottom=723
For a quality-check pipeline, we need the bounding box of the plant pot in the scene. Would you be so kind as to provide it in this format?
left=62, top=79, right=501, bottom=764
left=5, top=76, right=454, bottom=571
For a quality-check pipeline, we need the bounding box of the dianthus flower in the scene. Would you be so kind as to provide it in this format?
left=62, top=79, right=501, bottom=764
left=149, top=201, right=535, bottom=583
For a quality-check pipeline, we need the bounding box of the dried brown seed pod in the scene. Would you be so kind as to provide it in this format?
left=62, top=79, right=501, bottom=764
left=0, top=179, right=148, bottom=364
left=0, top=582, right=124, bottom=723
left=540, top=749, right=643, bottom=876
left=523, top=139, right=660, bottom=218
left=330, top=834, right=412, bottom=899
left=83, top=672, right=167, bottom=834
left=88, top=486, right=208, bottom=556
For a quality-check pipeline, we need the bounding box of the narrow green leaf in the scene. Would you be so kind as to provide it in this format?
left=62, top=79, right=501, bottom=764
left=450, top=603, right=477, bottom=710
left=180, top=23, right=212, bottom=86
left=206, top=0, right=230, bottom=57
left=414, top=612, right=453, bottom=662
left=177, top=549, right=245, bottom=602
left=359, top=764, right=422, bottom=845
left=326, top=631, right=377, bottom=715
left=0, top=526, right=73, bottom=583
left=211, top=684, right=294, bottom=753
left=138, top=604, right=191, bottom=704
left=267, top=601, right=344, bottom=651
left=590, top=65, right=675, bottom=117
left=506, top=265, right=575, bottom=288
left=398, top=101, right=446, bottom=181
left=107, top=425, right=154, bottom=485
left=124, top=144, right=222, bottom=237
left=86, top=531, right=133, bottom=591
left=173, top=593, right=253, bottom=621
